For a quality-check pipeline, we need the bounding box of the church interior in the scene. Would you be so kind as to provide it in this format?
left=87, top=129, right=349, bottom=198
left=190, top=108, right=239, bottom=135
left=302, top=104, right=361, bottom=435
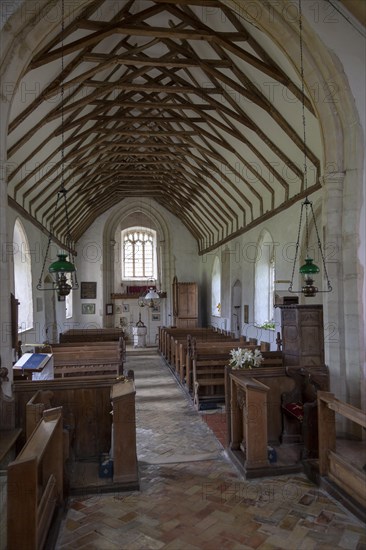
left=0, top=0, right=365, bottom=548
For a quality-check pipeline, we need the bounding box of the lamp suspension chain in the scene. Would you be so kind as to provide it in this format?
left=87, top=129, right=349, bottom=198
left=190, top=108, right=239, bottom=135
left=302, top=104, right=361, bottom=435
left=36, top=0, right=78, bottom=296
left=287, top=0, right=332, bottom=297
left=299, top=0, right=308, bottom=195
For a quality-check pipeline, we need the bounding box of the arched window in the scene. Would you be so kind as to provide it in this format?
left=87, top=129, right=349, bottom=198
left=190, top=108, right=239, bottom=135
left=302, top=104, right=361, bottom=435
left=122, top=227, right=157, bottom=280
left=65, top=275, right=73, bottom=319
left=13, top=219, right=33, bottom=332
left=211, top=256, right=221, bottom=316
left=254, top=231, right=275, bottom=326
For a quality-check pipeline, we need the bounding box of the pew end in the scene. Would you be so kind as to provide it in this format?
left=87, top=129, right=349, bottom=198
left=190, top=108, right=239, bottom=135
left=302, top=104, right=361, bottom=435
left=281, top=365, right=330, bottom=458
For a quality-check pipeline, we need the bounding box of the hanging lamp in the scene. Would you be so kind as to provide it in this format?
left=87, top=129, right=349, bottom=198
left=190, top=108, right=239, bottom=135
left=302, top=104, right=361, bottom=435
left=36, top=0, right=78, bottom=297
left=143, top=279, right=161, bottom=308
left=288, top=0, right=332, bottom=298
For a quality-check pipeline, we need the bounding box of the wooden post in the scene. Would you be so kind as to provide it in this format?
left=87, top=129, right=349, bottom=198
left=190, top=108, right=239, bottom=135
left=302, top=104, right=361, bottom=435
left=244, top=379, right=270, bottom=470
left=317, top=391, right=336, bottom=475
left=230, top=375, right=241, bottom=450
left=111, top=381, right=138, bottom=485
left=230, top=374, right=270, bottom=470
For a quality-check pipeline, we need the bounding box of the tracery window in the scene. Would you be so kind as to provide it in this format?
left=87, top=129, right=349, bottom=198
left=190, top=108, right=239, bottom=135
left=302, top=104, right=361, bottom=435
left=122, top=227, right=156, bottom=280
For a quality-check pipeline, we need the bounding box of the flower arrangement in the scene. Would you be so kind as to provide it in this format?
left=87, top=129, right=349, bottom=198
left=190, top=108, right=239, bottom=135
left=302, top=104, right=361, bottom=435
left=229, top=347, right=263, bottom=369
left=258, top=321, right=275, bottom=330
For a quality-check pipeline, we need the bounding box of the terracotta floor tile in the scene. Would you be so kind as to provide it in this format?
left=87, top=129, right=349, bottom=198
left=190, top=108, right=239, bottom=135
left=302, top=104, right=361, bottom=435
left=55, top=350, right=365, bottom=550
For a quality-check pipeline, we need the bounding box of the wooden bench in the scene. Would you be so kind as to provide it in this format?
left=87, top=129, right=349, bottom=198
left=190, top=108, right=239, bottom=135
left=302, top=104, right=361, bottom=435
left=185, top=339, right=260, bottom=392
left=52, top=343, right=124, bottom=377
left=170, top=332, right=241, bottom=374
left=13, top=376, right=139, bottom=494
left=318, top=391, right=366, bottom=515
left=7, top=407, right=64, bottom=550
left=190, top=344, right=267, bottom=409
left=192, top=357, right=229, bottom=410
left=225, top=360, right=328, bottom=454
left=59, top=328, right=124, bottom=343
left=52, top=339, right=125, bottom=353
left=159, top=327, right=230, bottom=359
left=13, top=377, right=115, bottom=459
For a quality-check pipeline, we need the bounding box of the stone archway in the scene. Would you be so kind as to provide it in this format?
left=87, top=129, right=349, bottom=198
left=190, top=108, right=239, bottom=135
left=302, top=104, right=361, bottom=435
left=102, top=198, right=173, bottom=336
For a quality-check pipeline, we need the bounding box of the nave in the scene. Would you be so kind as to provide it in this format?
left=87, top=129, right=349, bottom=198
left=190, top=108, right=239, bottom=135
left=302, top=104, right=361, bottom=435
left=55, top=350, right=365, bottom=550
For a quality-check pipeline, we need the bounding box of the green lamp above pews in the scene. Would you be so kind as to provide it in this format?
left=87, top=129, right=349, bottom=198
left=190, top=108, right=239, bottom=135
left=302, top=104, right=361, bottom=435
left=287, top=0, right=332, bottom=299
left=36, top=2, right=78, bottom=299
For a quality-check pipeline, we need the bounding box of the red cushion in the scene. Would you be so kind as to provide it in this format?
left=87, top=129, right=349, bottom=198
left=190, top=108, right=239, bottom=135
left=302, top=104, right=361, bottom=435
left=283, top=401, right=304, bottom=421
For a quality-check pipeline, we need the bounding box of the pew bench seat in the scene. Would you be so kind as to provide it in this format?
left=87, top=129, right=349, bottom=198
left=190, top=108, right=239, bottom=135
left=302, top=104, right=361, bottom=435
left=192, top=359, right=228, bottom=409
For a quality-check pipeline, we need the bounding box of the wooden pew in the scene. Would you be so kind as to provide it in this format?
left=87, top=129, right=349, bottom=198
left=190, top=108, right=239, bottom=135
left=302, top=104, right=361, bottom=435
left=225, top=362, right=329, bottom=467
left=192, top=357, right=229, bottom=410
left=51, top=339, right=125, bottom=377
left=7, top=407, right=64, bottom=550
left=52, top=340, right=125, bottom=353
left=169, top=332, right=240, bottom=373
left=13, top=376, right=139, bottom=494
left=190, top=346, right=275, bottom=410
left=13, top=377, right=115, bottom=459
left=185, top=339, right=259, bottom=392
left=318, top=391, right=366, bottom=513
left=59, top=328, right=124, bottom=343
left=159, top=327, right=222, bottom=359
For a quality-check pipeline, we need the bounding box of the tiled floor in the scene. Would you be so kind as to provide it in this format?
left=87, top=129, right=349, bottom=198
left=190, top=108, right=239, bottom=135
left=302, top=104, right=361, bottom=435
left=56, top=349, right=366, bottom=549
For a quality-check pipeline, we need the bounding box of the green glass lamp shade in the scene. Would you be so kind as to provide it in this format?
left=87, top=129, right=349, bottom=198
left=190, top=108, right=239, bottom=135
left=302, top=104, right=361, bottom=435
left=299, top=257, right=320, bottom=276
left=49, top=253, right=76, bottom=273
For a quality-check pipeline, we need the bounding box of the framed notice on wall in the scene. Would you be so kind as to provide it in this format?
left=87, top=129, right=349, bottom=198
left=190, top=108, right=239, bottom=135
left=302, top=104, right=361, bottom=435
left=81, top=282, right=97, bottom=299
left=82, top=303, right=95, bottom=315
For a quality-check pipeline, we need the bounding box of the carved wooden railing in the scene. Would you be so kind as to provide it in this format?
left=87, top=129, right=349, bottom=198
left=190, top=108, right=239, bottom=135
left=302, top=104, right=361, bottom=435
left=317, top=391, right=366, bottom=507
left=230, top=373, right=270, bottom=471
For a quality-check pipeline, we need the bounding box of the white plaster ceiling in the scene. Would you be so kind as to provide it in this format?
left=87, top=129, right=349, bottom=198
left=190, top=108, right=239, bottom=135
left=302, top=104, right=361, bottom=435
left=7, top=0, right=323, bottom=253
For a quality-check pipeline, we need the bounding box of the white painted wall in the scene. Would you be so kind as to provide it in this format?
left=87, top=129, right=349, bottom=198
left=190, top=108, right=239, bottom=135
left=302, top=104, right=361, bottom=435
left=73, top=199, right=199, bottom=344
left=200, top=190, right=325, bottom=350
left=7, top=208, right=72, bottom=347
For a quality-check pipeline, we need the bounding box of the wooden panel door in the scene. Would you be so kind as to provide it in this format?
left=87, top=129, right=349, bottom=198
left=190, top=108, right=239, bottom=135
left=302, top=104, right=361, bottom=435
left=280, top=305, right=324, bottom=367
left=172, top=279, right=198, bottom=326
left=178, top=283, right=198, bottom=318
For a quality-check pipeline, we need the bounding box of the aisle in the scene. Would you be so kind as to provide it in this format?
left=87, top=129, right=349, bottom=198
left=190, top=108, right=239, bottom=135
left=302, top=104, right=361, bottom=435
left=130, top=349, right=223, bottom=465
left=56, top=350, right=365, bottom=550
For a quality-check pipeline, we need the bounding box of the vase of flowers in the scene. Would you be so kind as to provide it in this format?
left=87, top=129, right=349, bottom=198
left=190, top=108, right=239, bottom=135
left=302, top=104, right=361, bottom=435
left=229, top=347, right=263, bottom=369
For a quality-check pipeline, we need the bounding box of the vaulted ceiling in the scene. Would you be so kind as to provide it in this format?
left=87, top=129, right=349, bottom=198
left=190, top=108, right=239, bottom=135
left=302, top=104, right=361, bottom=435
left=7, top=0, right=323, bottom=253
